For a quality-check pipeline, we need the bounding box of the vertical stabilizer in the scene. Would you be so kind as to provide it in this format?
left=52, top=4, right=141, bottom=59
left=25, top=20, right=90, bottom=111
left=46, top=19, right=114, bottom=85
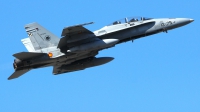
left=24, top=23, right=60, bottom=51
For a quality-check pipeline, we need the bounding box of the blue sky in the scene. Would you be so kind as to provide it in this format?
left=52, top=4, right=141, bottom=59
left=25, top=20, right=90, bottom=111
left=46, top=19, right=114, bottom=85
left=0, top=0, right=199, bottom=112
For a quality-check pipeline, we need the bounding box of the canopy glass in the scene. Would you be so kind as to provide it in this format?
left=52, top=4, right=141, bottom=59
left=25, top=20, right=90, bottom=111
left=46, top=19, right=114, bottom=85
left=107, top=17, right=153, bottom=26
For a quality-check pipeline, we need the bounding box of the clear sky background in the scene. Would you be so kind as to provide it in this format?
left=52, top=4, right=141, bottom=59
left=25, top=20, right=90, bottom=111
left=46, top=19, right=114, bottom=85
left=0, top=0, right=199, bottom=112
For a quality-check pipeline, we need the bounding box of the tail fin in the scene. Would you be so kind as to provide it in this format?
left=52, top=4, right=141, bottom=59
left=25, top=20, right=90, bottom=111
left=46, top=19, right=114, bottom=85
left=24, top=22, right=60, bottom=51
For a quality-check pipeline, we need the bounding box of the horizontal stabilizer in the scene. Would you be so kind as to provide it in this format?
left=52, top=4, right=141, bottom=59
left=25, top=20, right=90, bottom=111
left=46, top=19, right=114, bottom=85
left=13, top=52, right=47, bottom=60
left=8, top=69, right=30, bottom=80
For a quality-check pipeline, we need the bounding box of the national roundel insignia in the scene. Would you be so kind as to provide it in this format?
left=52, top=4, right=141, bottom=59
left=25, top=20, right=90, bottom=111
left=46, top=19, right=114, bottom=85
left=45, top=35, right=51, bottom=41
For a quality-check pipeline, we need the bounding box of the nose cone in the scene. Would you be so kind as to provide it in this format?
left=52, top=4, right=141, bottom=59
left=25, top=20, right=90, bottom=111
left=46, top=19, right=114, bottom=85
left=176, top=18, right=194, bottom=26
left=190, top=19, right=194, bottom=22
left=167, top=18, right=194, bottom=30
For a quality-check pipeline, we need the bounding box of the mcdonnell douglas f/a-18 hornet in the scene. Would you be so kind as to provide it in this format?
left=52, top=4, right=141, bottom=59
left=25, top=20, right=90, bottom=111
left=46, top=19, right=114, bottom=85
left=8, top=17, right=194, bottom=80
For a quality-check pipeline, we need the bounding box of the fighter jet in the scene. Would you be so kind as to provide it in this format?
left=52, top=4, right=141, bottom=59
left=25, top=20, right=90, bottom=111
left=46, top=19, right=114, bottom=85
left=8, top=17, right=194, bottom=80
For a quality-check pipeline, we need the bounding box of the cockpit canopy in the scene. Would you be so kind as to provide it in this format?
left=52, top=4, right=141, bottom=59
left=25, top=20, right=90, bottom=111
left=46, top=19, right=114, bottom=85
left=107, top=17, right=153, bottom=26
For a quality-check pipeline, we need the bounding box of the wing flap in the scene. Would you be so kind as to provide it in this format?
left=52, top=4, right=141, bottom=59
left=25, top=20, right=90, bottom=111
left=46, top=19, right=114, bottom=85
left=13, top=52, right=47, bottom=60
left=8, top=69, right=30, bottom=80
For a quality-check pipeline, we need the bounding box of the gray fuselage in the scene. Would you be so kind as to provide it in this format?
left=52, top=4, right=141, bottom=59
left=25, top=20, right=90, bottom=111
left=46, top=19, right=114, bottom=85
left=9, top=17, right=193, bottom=80
left=29, top=18, right=194, bottom=69
left=95, top=18, right=193, bottom=43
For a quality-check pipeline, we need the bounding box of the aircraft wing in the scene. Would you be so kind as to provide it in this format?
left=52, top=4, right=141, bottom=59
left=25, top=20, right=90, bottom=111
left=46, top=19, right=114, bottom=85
left=8, top=69, right=30, bottom=80
left=58, top=22, right=99, bottom=52
left=52, top=51, right=99, bottom=75
left=61, top=22, right=94, bottom=36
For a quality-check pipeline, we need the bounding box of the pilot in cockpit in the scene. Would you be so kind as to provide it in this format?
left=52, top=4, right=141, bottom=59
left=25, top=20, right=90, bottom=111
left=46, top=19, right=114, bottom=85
left=129, top=18, right=138, bottom=22
left=113, top=21, right=121, bottom=25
